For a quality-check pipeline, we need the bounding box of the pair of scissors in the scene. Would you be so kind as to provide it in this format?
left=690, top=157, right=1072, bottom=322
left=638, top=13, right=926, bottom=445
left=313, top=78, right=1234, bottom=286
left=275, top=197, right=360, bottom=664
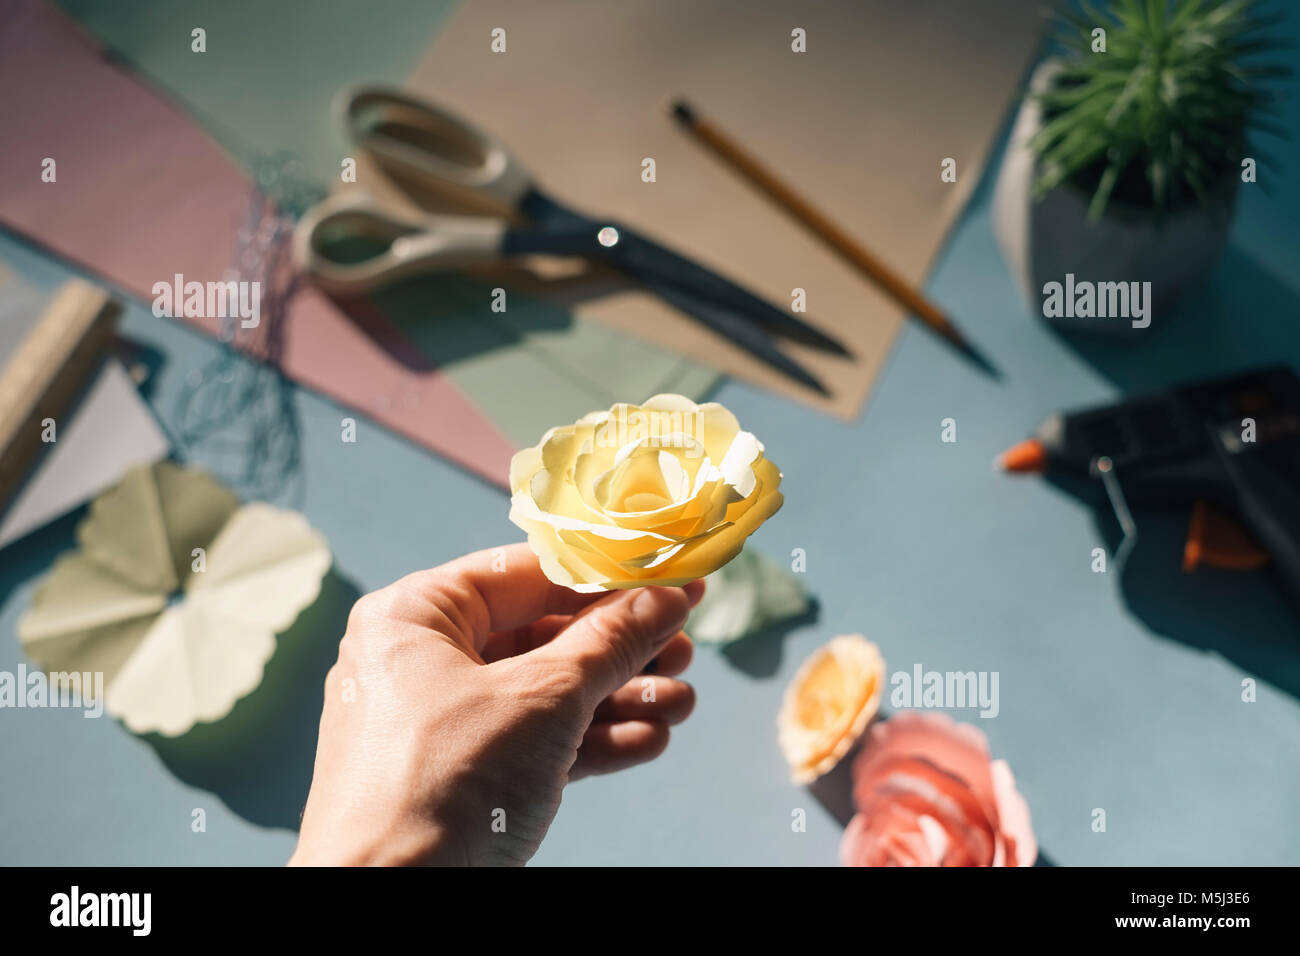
left=292, top=87, right=849, bottom=394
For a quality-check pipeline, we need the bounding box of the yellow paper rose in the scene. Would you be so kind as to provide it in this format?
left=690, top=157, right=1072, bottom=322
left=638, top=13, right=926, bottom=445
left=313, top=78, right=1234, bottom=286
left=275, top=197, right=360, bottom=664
left=509, top=394, right=783, bottom=592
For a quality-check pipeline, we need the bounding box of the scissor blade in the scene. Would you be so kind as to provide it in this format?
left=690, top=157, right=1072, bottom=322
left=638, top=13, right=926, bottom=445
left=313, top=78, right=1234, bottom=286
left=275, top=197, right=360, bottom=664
left=609, top=229, right=851, bottom=356
left=646, top=278, right=830, bottom=396
left=502, top=220, right=850, bottom=356
left=501, top=223, right=831, bottom=393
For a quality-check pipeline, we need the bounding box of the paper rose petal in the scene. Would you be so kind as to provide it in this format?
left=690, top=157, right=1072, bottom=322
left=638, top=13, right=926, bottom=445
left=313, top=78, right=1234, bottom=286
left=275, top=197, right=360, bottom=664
left=841, top=711, right=1037, bottom=867
left=777, top=635, right=884, bottom=784
left=18, top=462, right=331, bottom=736
left=509, top=395, right=783, bottom=591
left=688, top=547, right=809, bottom=645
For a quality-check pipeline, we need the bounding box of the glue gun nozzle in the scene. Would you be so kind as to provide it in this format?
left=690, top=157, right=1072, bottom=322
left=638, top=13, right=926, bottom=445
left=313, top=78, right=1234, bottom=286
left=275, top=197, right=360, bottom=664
left=995, top=439, right=1047, bottom=474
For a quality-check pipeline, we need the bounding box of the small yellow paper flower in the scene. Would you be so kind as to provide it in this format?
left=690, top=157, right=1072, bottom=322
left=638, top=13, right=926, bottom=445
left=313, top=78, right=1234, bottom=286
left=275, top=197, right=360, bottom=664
left=778, top=635, right=884, bottom=784
left=509, top=394, right=783, bottom=592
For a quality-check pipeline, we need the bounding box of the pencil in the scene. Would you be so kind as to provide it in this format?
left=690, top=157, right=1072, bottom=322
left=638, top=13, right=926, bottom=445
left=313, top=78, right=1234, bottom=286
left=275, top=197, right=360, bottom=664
left=669, top=98, right=993, bottom=374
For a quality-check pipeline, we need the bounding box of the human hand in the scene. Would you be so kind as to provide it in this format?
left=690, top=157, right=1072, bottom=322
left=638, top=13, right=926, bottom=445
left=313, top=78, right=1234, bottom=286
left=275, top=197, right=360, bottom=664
left=290, top=543, right=702, bottom=866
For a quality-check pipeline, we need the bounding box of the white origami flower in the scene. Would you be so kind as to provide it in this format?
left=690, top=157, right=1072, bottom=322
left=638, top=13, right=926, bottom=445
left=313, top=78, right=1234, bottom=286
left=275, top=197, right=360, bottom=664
left=509, top=394, right=783, bottom=592
left=18, top=462, right=331, bottom=736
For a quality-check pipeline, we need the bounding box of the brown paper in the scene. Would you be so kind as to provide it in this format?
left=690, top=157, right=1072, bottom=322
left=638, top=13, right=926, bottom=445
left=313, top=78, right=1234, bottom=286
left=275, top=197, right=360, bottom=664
left=408, top=0, right=1042, bottom=418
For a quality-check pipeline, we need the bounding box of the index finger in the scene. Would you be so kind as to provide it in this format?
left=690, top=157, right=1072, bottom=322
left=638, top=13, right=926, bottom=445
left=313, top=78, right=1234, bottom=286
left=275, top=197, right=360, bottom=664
left=397, top=543, right=604, bottom=643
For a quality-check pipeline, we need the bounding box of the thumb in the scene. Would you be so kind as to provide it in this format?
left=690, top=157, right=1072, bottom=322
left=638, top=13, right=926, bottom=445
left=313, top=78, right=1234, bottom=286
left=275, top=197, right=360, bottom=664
left=538, top=586, right=692, bottom=704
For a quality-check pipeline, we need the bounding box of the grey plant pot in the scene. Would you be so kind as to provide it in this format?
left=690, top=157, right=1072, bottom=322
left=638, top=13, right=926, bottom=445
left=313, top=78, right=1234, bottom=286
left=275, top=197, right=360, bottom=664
left=993, top=61, right=1237, bottom=336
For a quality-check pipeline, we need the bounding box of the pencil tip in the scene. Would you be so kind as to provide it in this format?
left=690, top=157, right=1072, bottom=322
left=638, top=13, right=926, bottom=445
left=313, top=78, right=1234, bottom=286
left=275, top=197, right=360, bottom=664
left=669, top=98, right=696, bottom=126
left=929, top=316, right=1000, bottom=379
left=956, top=338, right=1001, bottom=380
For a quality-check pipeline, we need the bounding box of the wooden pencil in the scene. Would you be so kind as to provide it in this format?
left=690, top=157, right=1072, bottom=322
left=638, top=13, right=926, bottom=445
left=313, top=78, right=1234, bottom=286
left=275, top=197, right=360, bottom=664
left=670, top=99, right=990, bottom=370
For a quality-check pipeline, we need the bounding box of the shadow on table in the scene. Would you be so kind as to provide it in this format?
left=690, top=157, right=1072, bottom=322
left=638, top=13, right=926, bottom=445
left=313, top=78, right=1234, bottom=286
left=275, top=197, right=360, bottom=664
left=719, top=598, right=821, bottom=678
left=325, top=263, right=639, bottom=374
left=807, top=737, right=859, bottom=828
left=1044, top=244, right=1300, bottom=700
left=1086, top=505, right=1300, bottom=699
left=1049, top=244, right=1300, bottom=394
left=143, top=567, right=360, bottom=833
left=0, top=508, right=82, bottom=610
left=110, top=334, right=167, bottom=403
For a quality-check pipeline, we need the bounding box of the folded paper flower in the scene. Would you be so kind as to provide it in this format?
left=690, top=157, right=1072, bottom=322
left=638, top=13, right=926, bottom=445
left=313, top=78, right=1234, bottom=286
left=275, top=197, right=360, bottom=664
left=777, top=635, right=884, bottom=784
left=509, top=394, right=783, bottom=592
left=842, top=711, right=1037, bottom=867
left=18, top=462, right=331, bottom=736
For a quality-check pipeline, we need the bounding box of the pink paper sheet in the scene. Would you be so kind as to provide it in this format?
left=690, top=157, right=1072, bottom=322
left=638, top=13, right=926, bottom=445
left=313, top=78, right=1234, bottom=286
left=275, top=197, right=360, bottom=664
left=0, top=0, right=515, bottom=488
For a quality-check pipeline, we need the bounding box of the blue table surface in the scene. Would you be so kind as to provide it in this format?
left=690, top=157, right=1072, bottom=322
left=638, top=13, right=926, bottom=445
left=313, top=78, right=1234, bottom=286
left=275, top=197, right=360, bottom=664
left=3, top=3, right=1300, bottom=866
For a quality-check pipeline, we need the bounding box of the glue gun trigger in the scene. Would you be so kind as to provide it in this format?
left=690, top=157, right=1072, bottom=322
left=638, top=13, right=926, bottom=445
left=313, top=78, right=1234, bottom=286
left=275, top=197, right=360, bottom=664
left=1182, top=500, right=1271, bottom=573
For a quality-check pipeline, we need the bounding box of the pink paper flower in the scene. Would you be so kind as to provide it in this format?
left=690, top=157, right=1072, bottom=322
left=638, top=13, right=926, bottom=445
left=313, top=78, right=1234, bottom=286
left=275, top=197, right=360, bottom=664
left=841, top=711, right=1037, bottom=867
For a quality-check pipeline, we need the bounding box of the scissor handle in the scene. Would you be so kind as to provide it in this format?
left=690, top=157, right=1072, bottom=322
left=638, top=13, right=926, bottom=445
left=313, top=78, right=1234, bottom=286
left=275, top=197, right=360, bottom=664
left=339, top=86, right=534, bottom=212
left=292, top=192, right=507, bottom=295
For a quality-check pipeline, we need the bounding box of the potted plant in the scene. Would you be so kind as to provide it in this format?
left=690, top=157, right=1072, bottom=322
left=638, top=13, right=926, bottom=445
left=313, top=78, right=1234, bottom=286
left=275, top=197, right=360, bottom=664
left=993, top=0, right=1287, bottom=335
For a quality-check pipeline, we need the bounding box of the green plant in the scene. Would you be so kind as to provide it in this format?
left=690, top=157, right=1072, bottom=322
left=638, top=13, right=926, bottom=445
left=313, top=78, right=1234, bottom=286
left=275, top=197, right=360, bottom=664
left=1031, top=0, right=1289, bottom=222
